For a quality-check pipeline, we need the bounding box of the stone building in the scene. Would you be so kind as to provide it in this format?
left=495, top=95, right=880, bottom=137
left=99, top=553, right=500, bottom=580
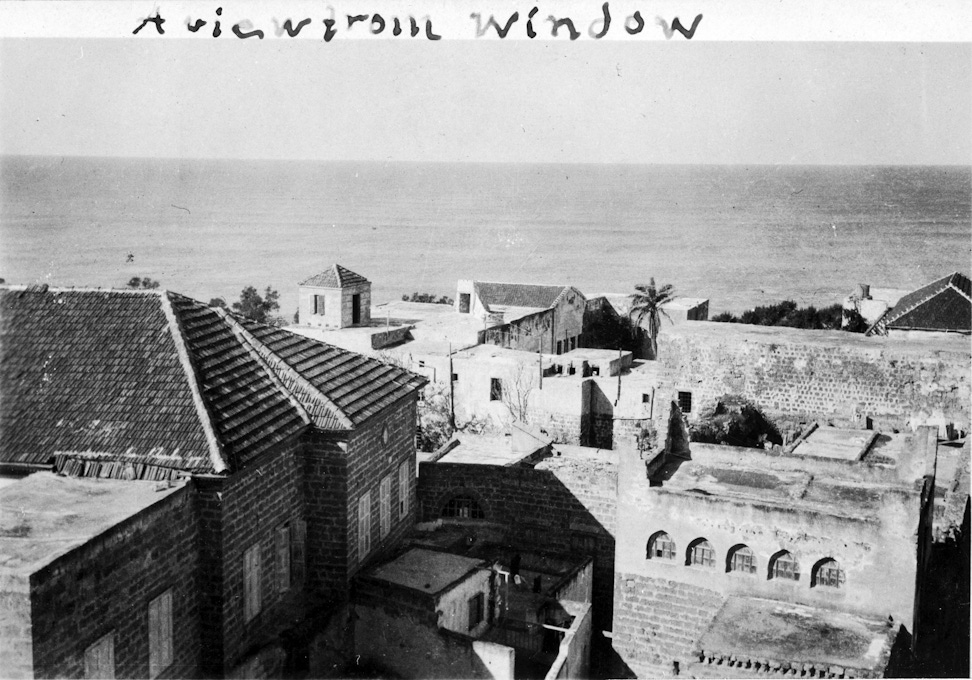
left=612, top=425, right=942, bottom=678
left=0, top=285, right=425, bottom=678
left=457, top=280, right=587, bottom=355
left=298, top=264, right=372, bottom=329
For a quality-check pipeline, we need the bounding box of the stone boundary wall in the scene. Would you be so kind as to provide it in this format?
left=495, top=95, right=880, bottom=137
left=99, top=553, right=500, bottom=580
left=657, top=323, right=971, bottom=433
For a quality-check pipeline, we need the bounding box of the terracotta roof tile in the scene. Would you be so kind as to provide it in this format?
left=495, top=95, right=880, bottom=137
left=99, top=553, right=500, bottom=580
left=473, top=281, right=582, bottom=310
left=1, top=286, right=425, bottom=475
left=299, top=264, right=369, bottom=288
left=883, top=272, right=971, bottom=332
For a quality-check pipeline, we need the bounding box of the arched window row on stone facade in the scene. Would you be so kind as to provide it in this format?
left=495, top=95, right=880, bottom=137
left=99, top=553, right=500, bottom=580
left=441, top=494, right=485, bottom=520
left=644, top=534, right=845, bottom=588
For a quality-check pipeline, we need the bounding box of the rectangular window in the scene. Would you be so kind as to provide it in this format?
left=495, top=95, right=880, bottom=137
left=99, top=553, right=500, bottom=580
left=451, top=373, right=458, bottom=382
left=398, top=461, right=410, bottom=518
left=641, top=393, right=652, bottom=404
left=276, top=524, right=291, bottom=594
left=556, top=340, right=563, bottom=355
left=459, top=293, right=471, bottom=313
left=358, top=491, right=372, bottom=559
left=468, top=592, right=485, bottom=630
left=313, top=295, right=324, bottom=315
left=85, top=633, right=115, bottom=679
left=243, top=544, right=262, bottom=622
left=490, top=378, right=503, bottom=401
left=380, top=475, right=392, bottom=538
left=677, top=391, right=693, bottom=414
left=148, top=590, right=173, bottom=678
left=291, top=520, right=307, bottom=589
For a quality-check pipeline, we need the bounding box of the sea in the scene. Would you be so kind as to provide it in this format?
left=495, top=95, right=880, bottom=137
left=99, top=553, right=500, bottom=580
left=1, top=156, right=969, bottom=317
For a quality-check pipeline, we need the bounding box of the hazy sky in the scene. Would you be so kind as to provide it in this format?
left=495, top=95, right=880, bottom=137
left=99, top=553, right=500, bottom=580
left=1, top=39, right=969, bottom=164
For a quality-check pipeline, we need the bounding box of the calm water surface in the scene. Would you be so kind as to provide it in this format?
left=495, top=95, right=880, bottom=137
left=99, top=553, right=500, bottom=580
left=2, top=156, right=969, bottom=316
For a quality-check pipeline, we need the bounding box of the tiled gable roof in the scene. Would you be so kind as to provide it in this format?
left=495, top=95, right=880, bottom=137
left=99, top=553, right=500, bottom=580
left=0, top=287, right=215, bottom=471
left=883, top=272, right=971, bottom=332
left=474, top=282, right=582, bottom=310
left=300, top=264, right=369, bottom=289
left=0, top=286, right=424, bottom=475
left=239, top=322, right=428, bottom=426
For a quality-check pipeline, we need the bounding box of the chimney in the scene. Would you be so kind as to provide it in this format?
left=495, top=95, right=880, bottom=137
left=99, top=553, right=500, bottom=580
left=857, top=283, right=871, bottom=300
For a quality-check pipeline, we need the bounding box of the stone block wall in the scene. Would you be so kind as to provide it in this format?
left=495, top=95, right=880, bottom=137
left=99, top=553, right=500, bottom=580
left=303, top=431, right=350, bottom=601
left=657, top=323, right=971, bottom=434
left=612, top=573, right=725, bottom=678
left=346, top=397, right=420, bottom=578
left=196, top=437, right=306, bottom=673
left=417, top=450, right=617, bottom=639
left=30, top=486, right=200, bottom=679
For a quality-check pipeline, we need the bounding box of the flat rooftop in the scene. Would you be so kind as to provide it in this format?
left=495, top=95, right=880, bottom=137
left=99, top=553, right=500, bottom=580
left=0, top=473, right=185, bottom=575
left=435, top=435, right=537, bottom=467
left=365, top=548, right=487, bottom=595
left=656, top=435, right=922, bottom=517
left=661, top=320, right=971, bottom=355
left=697, top=596, right=893, bottom=673
left=373, top=300, right=483, bottom=347
left=792, top=428, right=876, bottom=461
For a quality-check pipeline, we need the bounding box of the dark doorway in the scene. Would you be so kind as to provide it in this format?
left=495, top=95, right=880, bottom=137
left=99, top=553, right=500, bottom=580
left=352, top=294, right=361, bottom=324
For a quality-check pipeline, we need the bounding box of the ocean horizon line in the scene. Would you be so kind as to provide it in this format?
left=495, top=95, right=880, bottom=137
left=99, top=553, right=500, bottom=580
left=3, top=153, right=970, bottom=170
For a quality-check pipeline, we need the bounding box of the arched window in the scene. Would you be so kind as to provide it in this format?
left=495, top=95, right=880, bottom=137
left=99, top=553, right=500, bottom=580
left=647, top=531, right=676, bottom=560
left=686, top=538, right=716, bottom=568
left=812, top=558, right=845, bottom=588
left=769, top=550, right=800, bottom=581
left=727, top=545, right=757, bottom=574
left=441, top=495, right=484, bottom=520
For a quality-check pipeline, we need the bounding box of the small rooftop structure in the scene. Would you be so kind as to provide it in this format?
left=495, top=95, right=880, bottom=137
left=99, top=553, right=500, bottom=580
left=298, top=264, right=372, bottom=329
left=692, top=596, right=894, bottom=677
left=868, top=272, right=972, bottom=336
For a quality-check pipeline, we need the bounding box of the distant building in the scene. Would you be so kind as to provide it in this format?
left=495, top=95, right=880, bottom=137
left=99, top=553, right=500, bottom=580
left=866, top=272, right=972, bottom=338
left=843, top=283, right=910, bottom=327
left=0, top=284, right=425, bottom=678
left=299, top=264, right=372, bottom=329
left=457, top=280, right=587, bottom=355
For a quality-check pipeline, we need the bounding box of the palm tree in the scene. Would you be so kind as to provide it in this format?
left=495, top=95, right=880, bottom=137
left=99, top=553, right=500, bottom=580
left=629, top=278, right=675, bottom=359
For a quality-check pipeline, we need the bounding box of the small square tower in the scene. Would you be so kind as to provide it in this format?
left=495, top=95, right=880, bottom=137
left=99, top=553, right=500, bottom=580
left=299, top=264, right=371, bottom=328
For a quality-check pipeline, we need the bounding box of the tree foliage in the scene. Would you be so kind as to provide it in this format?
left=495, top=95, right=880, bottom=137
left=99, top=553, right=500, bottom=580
left=402, top=292, right=454, bottom=305
left=629, top=278, right=676, bottom=359
left=126, top=276, right=160, bottom=290
left=711, top=300, right=867, bottom=333
left=209, top=286, right=283, bottom=325
left=688, top=396, right=782, bottom=449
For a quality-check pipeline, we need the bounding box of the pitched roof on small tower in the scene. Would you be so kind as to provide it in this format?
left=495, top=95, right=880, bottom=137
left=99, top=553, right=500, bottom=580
left=300, top=265, right=369, bottom=289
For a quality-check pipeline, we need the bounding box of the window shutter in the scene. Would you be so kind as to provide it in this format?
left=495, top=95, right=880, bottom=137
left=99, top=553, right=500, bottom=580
left=358, top=492, right=372, bottom=559
left=85, top=633, right=115, bottom=679
left=398, top=461, right=410, bottom=518
left=276, top=525, right=291, bottom=593
left=380, top=476, right=391, bottom=538
left=244, top=545, right=262, bottom=622
left=149, top=590, right=175, bottom=677
left=291, top=520, right=306, bottom=589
